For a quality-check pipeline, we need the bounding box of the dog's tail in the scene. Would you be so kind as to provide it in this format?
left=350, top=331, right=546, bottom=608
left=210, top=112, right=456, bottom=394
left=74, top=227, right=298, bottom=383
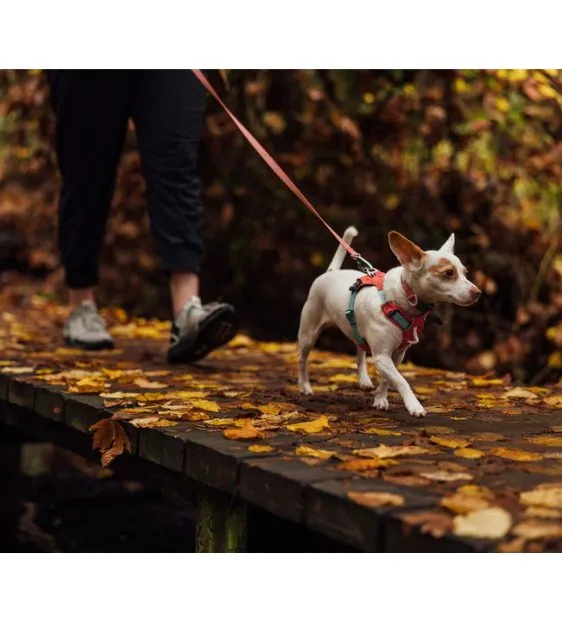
left=326, top=226, right=359, bottom=272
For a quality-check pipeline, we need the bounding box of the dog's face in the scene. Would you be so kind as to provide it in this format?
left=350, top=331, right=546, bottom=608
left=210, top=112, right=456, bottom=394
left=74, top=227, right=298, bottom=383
left=388, top=232, right=481, bottom=306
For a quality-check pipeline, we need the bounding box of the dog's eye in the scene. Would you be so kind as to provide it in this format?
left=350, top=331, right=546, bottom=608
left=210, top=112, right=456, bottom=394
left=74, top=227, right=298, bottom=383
left=443, top=268, right=455, bottom=279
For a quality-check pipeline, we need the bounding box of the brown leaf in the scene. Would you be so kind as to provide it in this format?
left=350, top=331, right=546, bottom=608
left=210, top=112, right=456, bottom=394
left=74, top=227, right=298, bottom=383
left=419, top=470, right=473, bottom=482
left=543, top=395, right=562, bottom=409
left=90, top=418, right=131, bottom=467
left=338, top=458, right=397, bottom=472
left=347, top=491, right=405, bottom=508
left=525, top=435, right=562, bottom=447
left=133, top=377, right=168, bottom=389
left=402, top=511, right=453, bottom=538
left=383, top=472, right=431, bottom=487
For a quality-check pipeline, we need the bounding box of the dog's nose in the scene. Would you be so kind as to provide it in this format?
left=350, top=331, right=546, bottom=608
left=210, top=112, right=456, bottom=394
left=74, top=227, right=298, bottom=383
left=470, top=287, right=482, bottom=301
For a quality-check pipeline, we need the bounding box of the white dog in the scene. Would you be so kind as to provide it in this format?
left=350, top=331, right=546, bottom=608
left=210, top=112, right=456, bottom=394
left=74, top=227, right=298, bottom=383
left=297, top=227, right=481, bottom=417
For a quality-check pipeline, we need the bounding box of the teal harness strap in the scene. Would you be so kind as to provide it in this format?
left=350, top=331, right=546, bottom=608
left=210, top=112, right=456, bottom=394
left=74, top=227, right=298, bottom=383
left=346, top=277, right=416, bottom=350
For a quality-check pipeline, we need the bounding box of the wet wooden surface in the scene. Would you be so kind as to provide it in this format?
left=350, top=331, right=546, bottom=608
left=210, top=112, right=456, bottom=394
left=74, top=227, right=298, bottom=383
left=1, top=298, right=562, bottom=552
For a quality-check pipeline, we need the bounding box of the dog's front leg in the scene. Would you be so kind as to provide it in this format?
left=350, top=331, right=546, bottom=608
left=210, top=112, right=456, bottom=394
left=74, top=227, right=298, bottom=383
left=372, top=353, right=426, bottom=417
left=372, top=348, right=406, bottom=410
left=356, top=348, right=374, bottom=390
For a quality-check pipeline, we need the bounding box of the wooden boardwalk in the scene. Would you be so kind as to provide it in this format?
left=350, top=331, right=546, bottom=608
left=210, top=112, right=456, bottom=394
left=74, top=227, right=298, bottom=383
left=1, top=297, right=562, bottom=552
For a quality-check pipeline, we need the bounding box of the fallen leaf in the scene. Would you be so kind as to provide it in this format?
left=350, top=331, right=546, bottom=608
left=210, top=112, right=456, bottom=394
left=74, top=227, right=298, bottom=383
left=440, top=493, right=490, bottom=515
left=204, top=418, right=237, bottom=426
left=419, top=471, right=473, bottom=482
left=512, top=520, right=562, bottom=540
left=361, top=428, right=402, bottom=436
left=338, top=458, right=397, bottom=472
left=430, top=436, right=471, bottom=448
left=524, top=506, right=562, bottom=520
left=502, top=387, right=538, bottom=399
left=329, top=374, right=357, bottom=383
left=1, top=366, right=35, bottom=374
left=383, top=472, right=430, bottom=487
left=248, top=444, right=273, bottom=454
left=453, top=507, right=512, bottom=539
left=471, top=377, right=505, bottom=387
left=472, top=432, right=504, bottom=442
left=543, top=396, right=562, bottom=409
left=133, top=377, right=168, bottom=389
left=223, top=425, right=264, bottom=441
left=295, top=445, right=335, bottom=460
left=525, top=435, right=562, bottom=447
left=402, top=511, right=453, bottom=538
left=130, top=417, right=178, bottom=428
left=491, top=447, right=543, bottom=462
left=353, top=445, right=428, bottom=459
left=423, top=426, right=456, bottom=434
left=454, top=447, right=485, bottom=459
left=287, top=415, right=330, bottom=434
left=348, top=491, right=405, bottom=508
left=520, top=483, right=562, bottom=509
left=497, top=538, right=526, bottom=553
left=90, top=418, right=132, bottom=467
left=189, top=399, right=221, bottom=413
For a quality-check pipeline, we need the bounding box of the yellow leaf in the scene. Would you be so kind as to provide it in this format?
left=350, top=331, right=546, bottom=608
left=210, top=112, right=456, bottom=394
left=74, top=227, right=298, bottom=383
left=440, top=493, right=489, bottom=514
left=353, top=445, right=428, bottom=459
left=458, top=485, right=495, bottom=500
left=471, top=377, right=504, bottom=387
left=248, top=444, right=273, bottom=454
left=315, top=357, right=356, bottom=370
left=189, top=399, right=221, bottom=412
left=130, top=417, right=178, bottom=428
left=543, top=396, right=562, bottom=409
left=287, top=415, right=330, bottom=434
left=453, top=507, right=512, bottom=539
left=525, top=435, right=562, bottom=447
left=520, top=483, right=562, bottom=509
left=361, top=428, right=402, bottom=436
left=414, top=386, right=436, bottom=395
left=454, top=447, right=485, bottom=459
left=347, top=491, right=405, bottom=508
left=295, top=445, right=335, bottom=460
left=430, top=436, right=471, bottom=448
left=420, top=470, right=473, bottom=482
left=228, top=334, right=254, bottom=348
left=491, top=447, right=543, bottom=462
left=338, top=458, right=397, bottom=472
left=223, top=426, right=264, bottom=441
left=204, top=418, right=237, bottom=426
left=328, top=374, right=357, bottom=384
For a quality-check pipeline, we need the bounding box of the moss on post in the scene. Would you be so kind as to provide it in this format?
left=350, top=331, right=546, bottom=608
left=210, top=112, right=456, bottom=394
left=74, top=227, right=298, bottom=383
left=196, top=486, right=247, bottom=552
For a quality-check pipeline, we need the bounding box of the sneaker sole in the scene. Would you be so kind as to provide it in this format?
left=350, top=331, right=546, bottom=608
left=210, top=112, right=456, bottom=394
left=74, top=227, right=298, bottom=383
left=63, top=336, right=115, bottom=351
left=167, top=305, right=238, bottom=364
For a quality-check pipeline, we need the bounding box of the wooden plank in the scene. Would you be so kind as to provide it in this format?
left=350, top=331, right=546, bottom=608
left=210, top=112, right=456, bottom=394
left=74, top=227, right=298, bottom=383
left=0, top=373, right=9, bottom=401
left=8, top=379, right=37, bottom=410
left=239, top=457, right=351, bottom=524
left=34, top=386, right=66, bottom=423
left=195, top=486, right=247, bottom=553
left=64, top=394, right=111, bottom=434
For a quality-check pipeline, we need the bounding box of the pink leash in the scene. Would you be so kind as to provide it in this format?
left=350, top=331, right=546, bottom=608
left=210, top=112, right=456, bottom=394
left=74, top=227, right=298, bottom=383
left=192, top=69, right=375, bottom=275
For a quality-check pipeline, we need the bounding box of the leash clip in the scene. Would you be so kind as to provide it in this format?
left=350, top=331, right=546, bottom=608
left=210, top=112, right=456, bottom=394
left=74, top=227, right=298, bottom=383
left=352, top=254, right=376, bottom=277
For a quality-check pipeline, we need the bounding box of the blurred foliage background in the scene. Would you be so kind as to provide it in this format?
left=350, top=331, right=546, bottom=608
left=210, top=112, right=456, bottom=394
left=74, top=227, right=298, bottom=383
left=0, top=69, right=561, bottom=383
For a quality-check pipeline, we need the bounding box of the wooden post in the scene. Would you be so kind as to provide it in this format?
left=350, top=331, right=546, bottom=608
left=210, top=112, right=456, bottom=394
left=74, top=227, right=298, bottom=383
left=196, top=486, right=247, bottom=553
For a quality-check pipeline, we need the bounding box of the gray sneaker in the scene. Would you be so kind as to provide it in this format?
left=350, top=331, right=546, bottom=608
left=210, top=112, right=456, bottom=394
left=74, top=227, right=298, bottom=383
left=167, top=296, right=237, bottom=363
left=63, top=302, right=115, bottom=350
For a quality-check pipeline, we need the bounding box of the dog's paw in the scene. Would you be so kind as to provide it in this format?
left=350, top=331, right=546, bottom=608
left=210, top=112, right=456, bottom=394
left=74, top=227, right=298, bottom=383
left=299, top=383, right=314, bottom=396
left=373, top=396, right=389, bottom=411
left=359, top=378, right=374, bottom=390
left=406, top=401, right=426, bottom=417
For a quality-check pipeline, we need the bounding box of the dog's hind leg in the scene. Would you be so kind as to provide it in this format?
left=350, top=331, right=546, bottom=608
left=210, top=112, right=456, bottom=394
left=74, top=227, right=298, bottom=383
left=357, top=348, right=374, bottom=390
left=297, top=300, right=325, bottom=395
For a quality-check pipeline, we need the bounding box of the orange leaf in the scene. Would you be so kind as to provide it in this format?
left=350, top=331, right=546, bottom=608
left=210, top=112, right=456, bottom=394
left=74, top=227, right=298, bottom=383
left=90, top=418, right=131, bottom=467
left=347, top=491, right=405, bottom=508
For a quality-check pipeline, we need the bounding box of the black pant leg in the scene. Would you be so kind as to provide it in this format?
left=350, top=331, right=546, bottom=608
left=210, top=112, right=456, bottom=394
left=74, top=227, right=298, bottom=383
left=131, top=70, right=206, bottom=275
left=47, top=70, right=131, bottom=288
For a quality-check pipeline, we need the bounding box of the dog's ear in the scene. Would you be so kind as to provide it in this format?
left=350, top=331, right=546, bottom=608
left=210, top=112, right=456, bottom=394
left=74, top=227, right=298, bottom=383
left=439, top=233, right=455, bottom=255
left=388, top=232, right=425, bottom=271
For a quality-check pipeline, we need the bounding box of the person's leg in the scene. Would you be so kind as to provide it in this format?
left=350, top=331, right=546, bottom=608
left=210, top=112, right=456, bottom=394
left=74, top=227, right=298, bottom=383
left=47, top=70, right=131, bottom=347
left=132, top=70, right=237, bottom=362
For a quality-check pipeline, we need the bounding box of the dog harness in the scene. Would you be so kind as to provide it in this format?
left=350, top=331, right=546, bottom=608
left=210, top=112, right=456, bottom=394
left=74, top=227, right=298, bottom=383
left=345, top=271, right=437, bottom=352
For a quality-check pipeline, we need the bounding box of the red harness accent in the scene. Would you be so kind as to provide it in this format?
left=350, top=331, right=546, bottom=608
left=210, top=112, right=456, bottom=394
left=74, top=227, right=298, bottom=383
left=352, top=272, right=431, bottom=352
